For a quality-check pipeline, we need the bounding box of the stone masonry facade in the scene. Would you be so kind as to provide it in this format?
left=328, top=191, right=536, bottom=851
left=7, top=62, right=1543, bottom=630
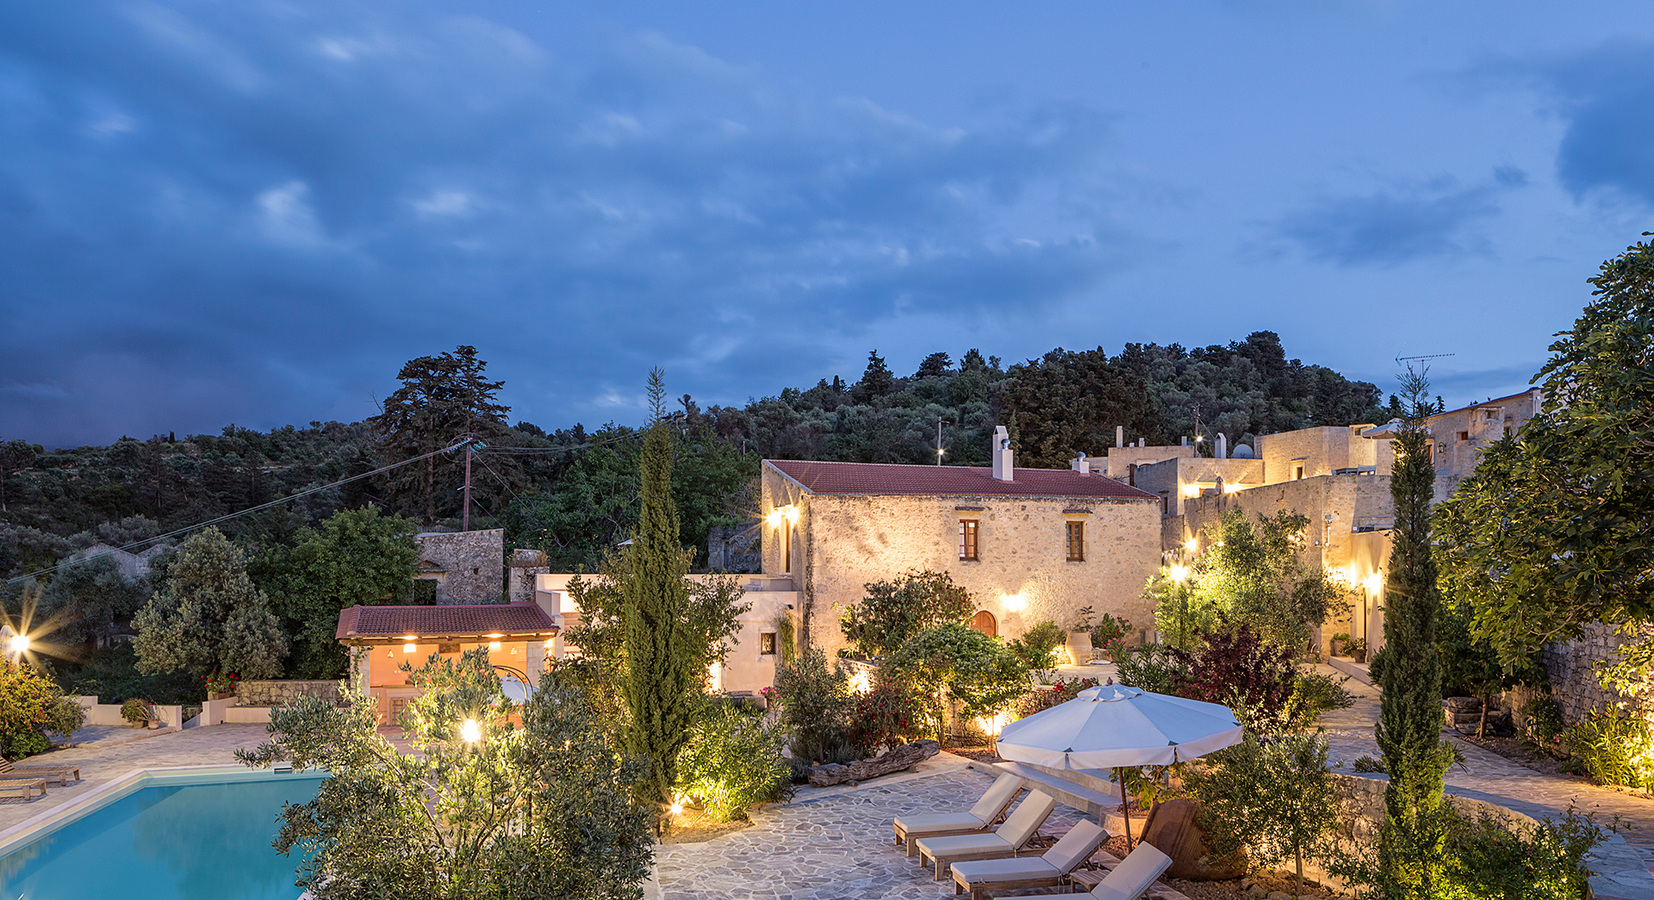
left=237, top=680, right=344, bottom=707
left=415, top=528, right=505, bottom=604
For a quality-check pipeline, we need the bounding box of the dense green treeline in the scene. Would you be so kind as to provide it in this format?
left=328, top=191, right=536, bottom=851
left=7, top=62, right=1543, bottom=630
left=1, top=331, right=1383, bottom=584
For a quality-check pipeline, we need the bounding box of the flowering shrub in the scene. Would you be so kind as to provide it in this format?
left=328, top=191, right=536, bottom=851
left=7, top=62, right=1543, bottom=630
left=205, top=670, right=239, bottom=694
left=1564, top=706, right=1654, bottom=791
left=846, top=678, right=925, bottom=752
left=840, top=569, right=973, bottom=659
left=1011, top=678, right=1100, bottom=721
left=0, top=661, right=80, bottom=756
left=1088, top=613, right=1132, bottom=653
left=885, top=624, right=1028, bottom=744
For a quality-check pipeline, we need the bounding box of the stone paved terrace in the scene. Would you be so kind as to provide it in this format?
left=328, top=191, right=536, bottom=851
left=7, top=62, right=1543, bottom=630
left=650, top=754, right=1135, bottom=900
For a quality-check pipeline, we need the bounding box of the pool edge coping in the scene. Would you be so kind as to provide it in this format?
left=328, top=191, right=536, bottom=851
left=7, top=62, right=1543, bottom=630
left=0, top=764, right=307, bottom=859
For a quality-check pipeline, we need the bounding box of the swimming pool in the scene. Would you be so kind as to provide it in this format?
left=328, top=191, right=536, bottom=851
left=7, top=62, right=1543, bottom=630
left=0, top=770, right=324, bottom=900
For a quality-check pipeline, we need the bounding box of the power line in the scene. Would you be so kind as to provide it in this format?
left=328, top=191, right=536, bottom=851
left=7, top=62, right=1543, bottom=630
left=4, top=440, right=470, bottom=586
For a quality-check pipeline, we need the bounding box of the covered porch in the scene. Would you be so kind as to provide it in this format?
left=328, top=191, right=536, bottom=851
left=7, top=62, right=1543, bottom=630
left=336, top=602, right=560, bottom=725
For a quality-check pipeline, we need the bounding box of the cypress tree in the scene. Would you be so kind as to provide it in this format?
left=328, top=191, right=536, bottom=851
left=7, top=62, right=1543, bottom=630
left=622, top=369, right=698, bottom=816
left=1373, top=368, right=1454, bottom=894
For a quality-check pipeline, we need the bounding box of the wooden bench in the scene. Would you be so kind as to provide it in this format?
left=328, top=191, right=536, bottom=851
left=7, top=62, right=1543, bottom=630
left=1, top=756, right=81, bottom=786
left=0, top=778, right=48, bottom=802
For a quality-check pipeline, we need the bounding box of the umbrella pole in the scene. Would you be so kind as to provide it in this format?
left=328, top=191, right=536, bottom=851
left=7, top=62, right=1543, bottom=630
left=1117, top=766, right=1133, bottom=849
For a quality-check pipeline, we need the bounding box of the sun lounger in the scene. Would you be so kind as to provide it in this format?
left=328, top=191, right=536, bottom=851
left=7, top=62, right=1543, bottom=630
left=893, top=772, right=1025, bottom=855
left=0, top=756, right=81, bottom=786
left=915, top=789, right=1057, bottom=880
left=0, top=777, right=47, bottom=802
left=948, top=818, right=1110, bottom=899
left=1021, top=839, right=1174, bottom=900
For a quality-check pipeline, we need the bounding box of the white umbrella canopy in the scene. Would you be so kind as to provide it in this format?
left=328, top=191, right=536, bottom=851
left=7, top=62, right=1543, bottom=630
left=994, top=684, right=1243, bottom=847
left=996, top=684, right=1243, bottom=770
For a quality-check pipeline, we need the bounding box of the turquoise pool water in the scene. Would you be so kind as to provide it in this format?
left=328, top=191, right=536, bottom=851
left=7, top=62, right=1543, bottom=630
left=0, top=773, right=324, bottom=900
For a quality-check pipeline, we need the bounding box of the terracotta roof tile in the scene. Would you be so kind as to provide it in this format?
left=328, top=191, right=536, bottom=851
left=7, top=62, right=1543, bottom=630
left=765, top=460, right=1156, bottom=500
left=336, top=602, right=558, bottom=642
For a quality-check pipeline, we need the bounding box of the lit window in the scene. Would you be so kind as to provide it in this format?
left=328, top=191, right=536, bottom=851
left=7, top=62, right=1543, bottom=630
left=760, top=633, right=777, bottom=656
left=959, top=520, right=979, bottom=561
left=1066, top=521, right=1085, bottom=562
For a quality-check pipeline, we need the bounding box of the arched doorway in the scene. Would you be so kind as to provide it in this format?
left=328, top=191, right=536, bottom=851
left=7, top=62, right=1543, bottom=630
left=969, top=610, right=998, bottom=637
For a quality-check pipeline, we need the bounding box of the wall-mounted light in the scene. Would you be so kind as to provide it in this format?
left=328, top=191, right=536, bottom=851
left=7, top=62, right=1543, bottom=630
left=1365, top=572, right=1383, bottom=595
left=403, top=643, right=417, bottom=654
left=1001, top=593, right=1027, bottom=612
left=765, top=509, right=784, bottom=527
left=1184, top=538, right=1198, bottom=554
left=783, top=505, right=800, bottom=524
left=1181, top=485, right=1201, bottom=498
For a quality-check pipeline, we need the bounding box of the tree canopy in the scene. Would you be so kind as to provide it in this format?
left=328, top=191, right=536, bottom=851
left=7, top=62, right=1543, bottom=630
left=1436, top=237, right=1654, bottom=679
left=133, top=526, right=287, bottom=679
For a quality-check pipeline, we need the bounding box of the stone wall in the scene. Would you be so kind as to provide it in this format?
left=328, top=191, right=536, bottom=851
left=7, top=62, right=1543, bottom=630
left=761, top=466, right=1161, bottom=657
left=238, top=680, right=345, bottom=708
left=1537, top=621, right=1654, bottom=724
left=507, top=548, right=547, bottom=603
left=415, top=529, right=504, bottom=603
left=707, top=522, right=761, bottom=573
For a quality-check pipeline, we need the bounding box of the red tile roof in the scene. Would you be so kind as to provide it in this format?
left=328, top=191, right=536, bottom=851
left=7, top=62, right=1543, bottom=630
left=765, top=460, right=1157, bottom=500
left=336, top=602, right=558, bottom=642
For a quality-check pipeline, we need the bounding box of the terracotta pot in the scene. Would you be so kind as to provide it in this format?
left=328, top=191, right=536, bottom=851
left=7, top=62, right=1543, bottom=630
left=208, top=690, right=235, bottom=701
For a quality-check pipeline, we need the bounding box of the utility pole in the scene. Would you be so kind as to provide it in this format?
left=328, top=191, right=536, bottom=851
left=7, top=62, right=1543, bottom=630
left=935, top=417, right=949, bottom=465
left=462, top=439, right=473, bottom=532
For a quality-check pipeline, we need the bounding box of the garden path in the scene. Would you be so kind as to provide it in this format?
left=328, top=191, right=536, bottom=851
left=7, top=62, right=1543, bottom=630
left=1316, top=665, right=1654, bottom=900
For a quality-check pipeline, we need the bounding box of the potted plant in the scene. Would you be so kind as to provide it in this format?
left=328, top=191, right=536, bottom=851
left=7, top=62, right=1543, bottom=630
left=205, top=670, right=239, bottom=701
left=1089, top=613, right=1132, bottom=662
left=121, top=698, right=156, bottom=729
left=1329, top=632, right=1351, bottom=657
left=1346, top=637, right=1368, bottom=664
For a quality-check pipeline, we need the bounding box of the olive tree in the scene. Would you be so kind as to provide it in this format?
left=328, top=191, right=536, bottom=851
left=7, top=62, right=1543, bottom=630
left=885, top=623, right=1027, bottom=744
left=238, top=650, right=653, bottom=900
left=133, top=527, right=286, bottom=679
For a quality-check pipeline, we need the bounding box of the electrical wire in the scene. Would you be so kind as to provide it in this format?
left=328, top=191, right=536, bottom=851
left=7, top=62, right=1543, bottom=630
left=4, top=439, right=471, bottom=585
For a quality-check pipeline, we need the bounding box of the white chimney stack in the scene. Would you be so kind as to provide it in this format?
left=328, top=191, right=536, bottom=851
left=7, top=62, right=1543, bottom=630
left=1070, top=452, right=1090, bottom=475
left=993, top=426, right=1014, bottom=481
left=1216, top=433, right=1228, bottom=460
left=1115, top=426, right=1124, bottom=448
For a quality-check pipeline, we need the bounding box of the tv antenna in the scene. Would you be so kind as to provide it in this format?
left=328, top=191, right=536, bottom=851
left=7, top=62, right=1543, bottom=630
left=1394, top=353, right=1455, bottom=366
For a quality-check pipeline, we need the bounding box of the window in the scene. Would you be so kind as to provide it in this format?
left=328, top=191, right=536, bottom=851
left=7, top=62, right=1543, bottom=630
left=959, top=520, right=979, bottom=560
left=1066, top=521, right=1085, bottom=561
left=1293, top=465, right=1304, bottom=480
left=759, top=633, right=777, bottom=656
left=1457, top=430, right=1469, bottom=442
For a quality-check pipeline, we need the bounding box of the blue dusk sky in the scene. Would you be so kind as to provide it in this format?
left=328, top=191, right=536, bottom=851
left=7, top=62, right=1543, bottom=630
left=3, top=2, right=1653, bottom=447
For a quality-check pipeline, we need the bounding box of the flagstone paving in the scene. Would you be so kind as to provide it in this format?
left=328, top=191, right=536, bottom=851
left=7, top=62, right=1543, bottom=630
left=1316, top=665, right=1654, bottom=899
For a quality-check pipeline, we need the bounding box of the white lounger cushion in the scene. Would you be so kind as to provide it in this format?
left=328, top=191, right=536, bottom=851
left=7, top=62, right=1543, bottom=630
left=950, top=820, right=1110, bottom=884
left=893, top=773, right=1023, bottom=836
left=1034, top=841, right=1175, bottom=900
left=915, top=791, right=1056, bottom=859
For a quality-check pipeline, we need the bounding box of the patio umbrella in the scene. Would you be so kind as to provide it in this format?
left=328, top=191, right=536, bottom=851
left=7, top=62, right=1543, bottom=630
left=995, top=684, right=1243, bottom=847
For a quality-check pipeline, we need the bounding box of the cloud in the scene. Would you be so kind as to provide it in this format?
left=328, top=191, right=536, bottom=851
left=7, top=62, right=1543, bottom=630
left=1509, top=43, right=1654, bottom=207
left=1271, top=170, right=1522, bottom=267
left=0, top=4, right=1135, bottom=445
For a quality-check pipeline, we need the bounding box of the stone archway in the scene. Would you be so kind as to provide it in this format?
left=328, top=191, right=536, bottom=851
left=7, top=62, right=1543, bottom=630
left=969, top=609, right=998, bottom=637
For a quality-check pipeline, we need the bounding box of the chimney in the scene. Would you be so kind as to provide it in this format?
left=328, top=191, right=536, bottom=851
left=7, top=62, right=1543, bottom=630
left=1115, top=426, right=1124, bottom=449
left=993, top=426, right=1014, bottom=481
left=1070, top=452, right=1090, bottom=475
left=1216, top=433, right=1228, bottom=459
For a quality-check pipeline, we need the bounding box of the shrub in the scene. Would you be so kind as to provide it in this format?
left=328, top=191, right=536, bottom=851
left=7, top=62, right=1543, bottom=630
left=1336, top=803, right=1602, bottom=900
left=1011, top=677, right=1100, bottom=721
left=45, top=695, right=86, bottom=738
left=1113, top=643, right=1186, bottom=694
left=676, top=702, right=794, bottom=821
left=120, top=697, right=153, bottom=724
left=885, top=624, right=1028, bottom=744
left=1088, top=613, right=1132, bottom=653
left=1564, top=706, right=1654, bottom=791
left=1184, top=733, right=1340, bottom=895
left=1177, top=625, right=1301, bottom=736
left=1352, top=755, right=1387, bottom=774
left=1291, top=670, right=1355, bottom=728
left=1007, top=620, right=1066, bottom=669
left=0, top=661, right=80, bottom=757
left=840, top=569, right=973, bottom=659
left=846, top=677, right=925, bottom=752
left=1520, top=695, right=1565, bottom=749
left=773, top=649, right=854, bottom=764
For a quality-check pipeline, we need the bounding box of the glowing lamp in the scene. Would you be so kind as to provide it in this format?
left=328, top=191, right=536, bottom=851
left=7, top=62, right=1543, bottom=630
left=489, top=641, right=501, bottom=651
left=1184, top=538, right=1198, bottom=553
left=1365, top=573, right=1383, bottom=595
left=460, top=718, right=481, bottom=744
left=7, top=634, right=28, bottom=655
left=1169, top=564, right=1190, bottom=583
left=1181, top=485, right=1201, bottom=498
left=1002, top=593, right=1027, bottom=612
left=783, top=505, right=800, bottom=524
left=765, top=509, right=784, bottom=527
left=403, top=643, right=417, bottom=654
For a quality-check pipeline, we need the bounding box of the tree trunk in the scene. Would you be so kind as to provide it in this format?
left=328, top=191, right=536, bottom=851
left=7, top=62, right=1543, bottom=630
left=807, top=740, right=939, bottom=786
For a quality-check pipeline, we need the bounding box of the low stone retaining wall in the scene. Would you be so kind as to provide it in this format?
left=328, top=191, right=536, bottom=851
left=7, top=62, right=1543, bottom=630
left=236, top=680, right=344, bottom=708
